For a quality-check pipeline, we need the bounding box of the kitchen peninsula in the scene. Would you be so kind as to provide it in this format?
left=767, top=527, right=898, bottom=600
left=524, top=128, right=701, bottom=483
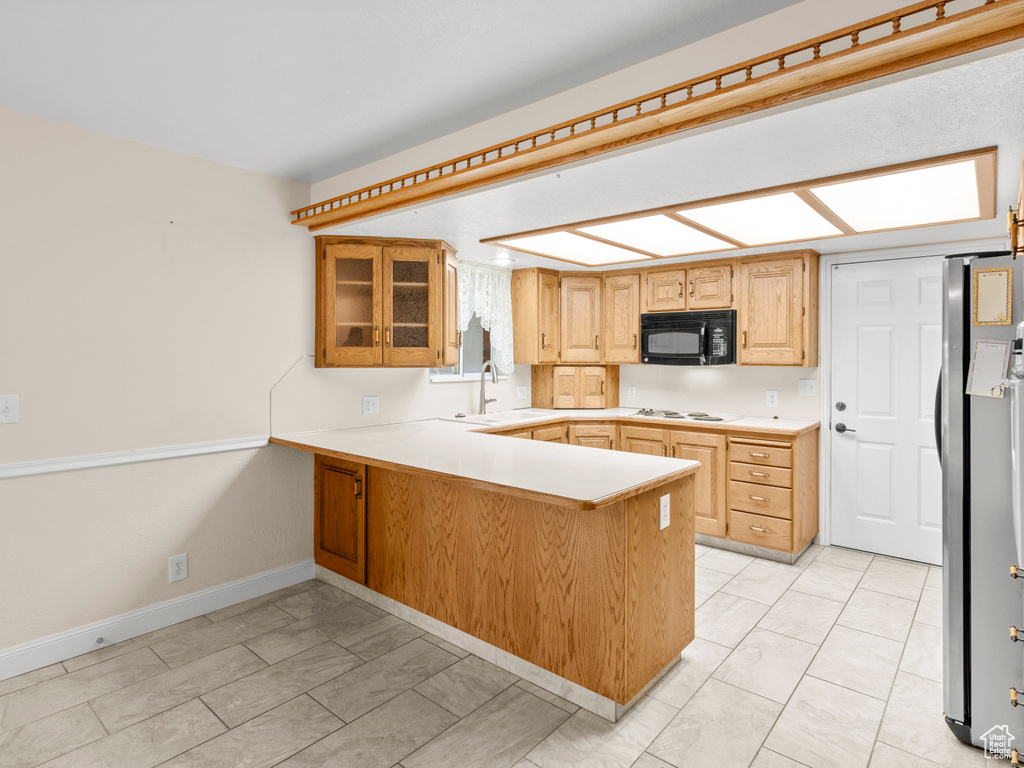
left=270, top=417, right=699, bottom=713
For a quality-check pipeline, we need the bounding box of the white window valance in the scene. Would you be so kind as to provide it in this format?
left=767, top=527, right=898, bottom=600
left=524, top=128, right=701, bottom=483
left=458, top=261, right=514, bottom=374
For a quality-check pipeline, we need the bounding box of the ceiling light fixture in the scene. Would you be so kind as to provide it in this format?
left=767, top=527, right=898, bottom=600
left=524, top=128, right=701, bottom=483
left=492, top=232, right=652, bottom=267
left=577, top=215, right=736, bottom=256
left=679, top=192, right=843, bottom=246
left=490, top=249, right=517, bottom=266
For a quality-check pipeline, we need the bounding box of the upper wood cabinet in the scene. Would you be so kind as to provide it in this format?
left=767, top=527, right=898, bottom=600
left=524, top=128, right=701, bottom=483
left=619, top=425, right=668, bottom=456
left=315, top=236, right=456, bottom=368
left=511, top=268, right=560, bottom=365
left=669, top=430, right=727, bottom=538
left=603, top=274, right=640, bottom=364
left=315, top=455, right=367, bottom=584
left=534, top=365, right=618, bottom=409
left=441, top=250, right=460, bottom=366
left=644, top=268, right=687, bottom=312
left=687, top=265, right=733, bottom=310
left=561, top=276, right=602, bottom=363
left=737, top=252, right=818, bottom=367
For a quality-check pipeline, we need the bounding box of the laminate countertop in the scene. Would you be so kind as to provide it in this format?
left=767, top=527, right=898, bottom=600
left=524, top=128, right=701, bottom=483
left=270, top=418, right=699, bottom=510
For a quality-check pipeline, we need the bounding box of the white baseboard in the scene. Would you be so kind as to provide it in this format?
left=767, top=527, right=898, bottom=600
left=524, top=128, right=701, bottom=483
left=0, top=559, right=316, bottom=682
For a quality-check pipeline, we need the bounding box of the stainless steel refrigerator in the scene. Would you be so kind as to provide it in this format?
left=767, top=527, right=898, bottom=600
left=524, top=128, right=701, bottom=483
left=942, top=250, right=1024, bottom=747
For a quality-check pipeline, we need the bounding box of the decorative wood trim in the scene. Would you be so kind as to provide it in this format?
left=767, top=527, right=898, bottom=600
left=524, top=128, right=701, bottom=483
left=292, top=1, right=1024, bottom=229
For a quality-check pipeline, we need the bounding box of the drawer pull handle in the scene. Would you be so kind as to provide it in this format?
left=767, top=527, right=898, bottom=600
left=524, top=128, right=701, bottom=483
left=749, top=525, right=770, bottom=533
left=689, top=280, right=694, bottom=297
left=385, top=327, right=391, bottom=347
left=541, top=332, right=547, bottom=349
left=374, top=325, right=380, bottom=346
left=595, top=334, right=599, bottom=349
left=678, top=282, right=684, bottom=298
left=749, top=495, right=770, bottom=502
left=749, top=452, right=770, bottom=458
left=633, top=333, right=637, bottom=350
left=750, top=471, right=770, bottom=478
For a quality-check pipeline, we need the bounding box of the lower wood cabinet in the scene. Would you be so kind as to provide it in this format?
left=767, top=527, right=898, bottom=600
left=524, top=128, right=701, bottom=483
left=620, top=426, right=668, bottom=456
left=569, top=422, right=616, bottom=450
left=669, top=430, right=727, bottom=538
left=532, top=365, right=619, bottom=409
left=314, top=455, right=367, bottom=584
left=532, top=424, right=569, bottom=443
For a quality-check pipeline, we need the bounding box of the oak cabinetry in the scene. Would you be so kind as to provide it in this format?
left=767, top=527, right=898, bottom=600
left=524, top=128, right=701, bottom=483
left=669, top=430, right=727, bottom=538
left=736, top=252, right=818, bottom=367
left=560, top=276, right=602, bottom=363
left=687, top=265, right=733, bottom=310
left=314, top=455, right=367, bottom=584
left=603, top=274, right=641, bottom=364
left=569, top=422, right=616, bottom=450
left=316, top=236, right=457, bottom=368
left=533, top=365, right=619, bottom=409
left=644, top=268, right=687, bottom=312
left=620, top=425, right=668, bottom=456
left=532, top=424, right=569, bottom=443
left=511, top=268, right=560, bottom=365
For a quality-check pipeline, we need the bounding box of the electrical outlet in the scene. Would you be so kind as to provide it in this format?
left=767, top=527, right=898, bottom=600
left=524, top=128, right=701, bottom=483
left=168, top=553, right=188, bottom=583
left=799, top=379, right=818, bottom=396
left=766, top=390, right=779, bottom=408
left=628, top=386, right=636, bottom=399
left=516, top=386, right=527, bottom=401
left=0, top=395, right=18, bottom=424
left=659, top=494, right=670, bottom=530
left=362, top=396, right=379, bottom=415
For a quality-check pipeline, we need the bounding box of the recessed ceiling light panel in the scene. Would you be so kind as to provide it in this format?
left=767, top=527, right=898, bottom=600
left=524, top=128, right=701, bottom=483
left=809, top=160, right=980, bottom=232
left=679, top=192, right=843, bottom=245
left=495, top=232, right=651, bottom=266
left=577, top=215, right=735, bottom=256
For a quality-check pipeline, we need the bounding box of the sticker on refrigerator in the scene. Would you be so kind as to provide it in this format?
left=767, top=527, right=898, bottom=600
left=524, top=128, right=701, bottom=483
left=973, top=267, right=1012, bottom=325
left=966, top=339, right=1012, bottom=397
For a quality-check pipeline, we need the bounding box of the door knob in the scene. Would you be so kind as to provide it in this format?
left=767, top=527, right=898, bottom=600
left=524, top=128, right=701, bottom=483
left=835, top=423, right=856, bottom=434
left=836, top=402, right=847, bottom=411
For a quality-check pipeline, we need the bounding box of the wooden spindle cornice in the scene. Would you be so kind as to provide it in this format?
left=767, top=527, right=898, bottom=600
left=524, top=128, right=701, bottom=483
left=292, top=0, right=1024, bottom=231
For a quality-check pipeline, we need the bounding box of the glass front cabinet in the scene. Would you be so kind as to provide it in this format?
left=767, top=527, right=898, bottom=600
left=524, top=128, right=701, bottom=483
left=315, top=236, right=459, bottom=368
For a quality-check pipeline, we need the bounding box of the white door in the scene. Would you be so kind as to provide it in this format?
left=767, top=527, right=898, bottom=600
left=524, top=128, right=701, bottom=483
left=830, top=256, right=943, bottom=565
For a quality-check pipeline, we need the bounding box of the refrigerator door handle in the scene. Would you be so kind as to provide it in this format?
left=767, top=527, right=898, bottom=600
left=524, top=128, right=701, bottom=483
left=934, top=373, right=942, bottom=467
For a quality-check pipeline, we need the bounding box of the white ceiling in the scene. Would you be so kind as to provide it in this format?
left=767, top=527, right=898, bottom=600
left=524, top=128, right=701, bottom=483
left=0, top=0, right=802, bottom=183
left=324, top=45, right=1024, bottom=268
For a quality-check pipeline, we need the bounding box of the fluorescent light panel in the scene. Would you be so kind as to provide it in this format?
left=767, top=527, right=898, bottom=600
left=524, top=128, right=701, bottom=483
left=495, top=232, right=651, bottom=265
left=577, top=215, right=735, bottom=256
left=680, top=192, right=843, bottom=245
left=809, top=160, right=980, bottom=232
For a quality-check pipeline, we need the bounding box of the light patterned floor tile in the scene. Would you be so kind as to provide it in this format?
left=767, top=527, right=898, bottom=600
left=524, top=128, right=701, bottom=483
left=694, top=593, right=770, bottom=648
left=62, top=616, right=213, bottom=673
left=836, top=589, right=917, bottom=642
left=914, top=586, right=942, bottom=629
left=527, top=695, right=676, bottom=768
left=421, top=633, right=471, bottom=658
left=335, top=614, right=425, bottom=660
left=720, top=563, right=799, bottom=605
left=0, top=703, right=105, bottom=768
left=925, top=566, right=943, bottom=591
left=814, top=547, right=874, bottom=572
left=414, top=654, right=519, bottom=718
left=274, top=584, right=353, bottom=620
left=694, top=567, right=732, bottom=608
left=150, top=604, right=294, bottom=669
left=648, top=638, right=731, bottom=709
left=805, top=625, right=902, bottom=700
left=648, top=679, right=782, bottom=768
left=244, top=600, right=379, bottom=665
left=869, top=743, right=937, bottom=768
left=514, top=680, right=580, bottom=714
left=858, top=558, right=928, bottom=601
left=788, top=561, right=863, bottom=603
left=751, top=748, right=810, bottom=767
left=898, top=623, right=942, bottom=683
left=696, top=549, right=756, bottom=576
left=757, top=591, right=843, bottom=645
left=712, top=628, right=817, bottom=704
left=0, top=665, right=66, bottom=698
left=204, top=580, right=321, bottom=623
left=764, top=676, right=885, bottom=768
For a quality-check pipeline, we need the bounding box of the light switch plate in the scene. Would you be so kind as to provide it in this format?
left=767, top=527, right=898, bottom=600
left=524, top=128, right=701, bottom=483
left=659, top=494, right=670, bottom=530
left=628, top=386, right=636, bottom=399
left=362, top=396, right=379, bottom=415
left=517, top=386, right=527, bottom=401
left=0, top=395, right=18, bottom=424
left=799, top=379, right=818, bottom=396
left=766, top=390, right=779, bottom=408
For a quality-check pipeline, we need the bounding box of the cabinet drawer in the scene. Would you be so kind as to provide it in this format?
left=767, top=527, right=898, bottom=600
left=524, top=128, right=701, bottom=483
left=730, top=442, right=792, bottom=468
left=729, top=461, right=792, bottom=488
left=729, top=510, right=792, bottom=551
left=729, top=480, right=792, bottom=519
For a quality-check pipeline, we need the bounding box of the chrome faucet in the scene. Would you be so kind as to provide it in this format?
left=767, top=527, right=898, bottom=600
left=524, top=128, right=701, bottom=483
left=479, top=360, right=498, bottom=414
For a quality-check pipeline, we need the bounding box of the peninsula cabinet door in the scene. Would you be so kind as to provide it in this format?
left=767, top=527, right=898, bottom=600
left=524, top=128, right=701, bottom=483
left=384, top=245, right=439, bottom=367
left=560, top=276, right=602, bottom=363
left=670, top=431, right=727, bottom=538
left=619, top=425, right=668, bottom=456
left=319, top=242, right=383, bottom=367
left=315, top=455, right=367, bottom=584
left=603, top=274, right=640, bottom=364
left=737, top=257, right=804, bottom=365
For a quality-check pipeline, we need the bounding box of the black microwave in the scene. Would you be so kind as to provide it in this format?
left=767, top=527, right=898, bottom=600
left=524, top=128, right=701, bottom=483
left=641, top=310, right=736, bottom=365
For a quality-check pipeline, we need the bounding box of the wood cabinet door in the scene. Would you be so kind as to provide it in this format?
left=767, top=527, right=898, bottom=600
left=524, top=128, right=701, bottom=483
left=570, top=423, right=616, bottom=450
left=687, top=265, right=733, bottom=310
left=384, top=245, right=439, bottom=366
left=539, top=271, right=560, bottom=364
left=644, top=268, right=686, bottom=312
left=319, top=242, right=383, bottom=367
left=441, top=250, right=460, bottom=366
left=315, top=455, right=367, bottom=584
left=670, top=431, right=727, bottom=538
left=737, top=257, right=804, bottom=365
left=532, top=424, right=568, bottom=443
left=619, top=425, right=668, bottom=456
left=560, top=276, right=602, bottom=363
left=553, top=366, right=579, bottom=408
left=603, top=274, right=640, bottom=364
left=579, top=367, right=607, bottom=408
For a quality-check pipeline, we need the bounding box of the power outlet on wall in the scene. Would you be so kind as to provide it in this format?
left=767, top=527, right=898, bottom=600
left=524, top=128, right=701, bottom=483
left=0, top=395, right=18, bottom=424
left=362, top=396, right=379, bottom=415
left=799, top=379, right=818, bottom=396
left=168, top=553, right=188, bottom=583
left=516, top=386, right=527, bottom=401
left=766, top=390, right=779, bottom=408
left=628, top=386, right=636, bottom=399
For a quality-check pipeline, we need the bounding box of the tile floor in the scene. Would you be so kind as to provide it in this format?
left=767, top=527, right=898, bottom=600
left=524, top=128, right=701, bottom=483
left=0, top=545, right=989, bottom=768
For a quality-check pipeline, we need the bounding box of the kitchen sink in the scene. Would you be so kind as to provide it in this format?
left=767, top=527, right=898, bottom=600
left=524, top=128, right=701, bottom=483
left=461, top=409, right=550, bottom=425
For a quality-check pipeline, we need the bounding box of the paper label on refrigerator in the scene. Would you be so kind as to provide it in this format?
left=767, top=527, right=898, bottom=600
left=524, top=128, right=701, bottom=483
left=966, top=339, right=1012, bottom=397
